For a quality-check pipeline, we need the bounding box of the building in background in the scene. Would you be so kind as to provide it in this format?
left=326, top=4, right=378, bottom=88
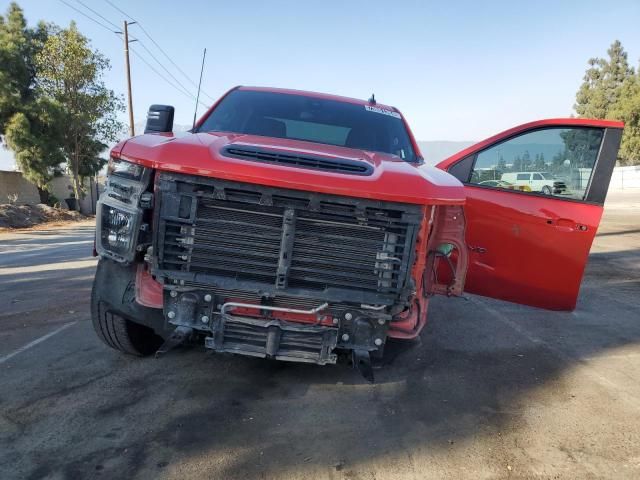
left=0, top=170, right=100, bottom=215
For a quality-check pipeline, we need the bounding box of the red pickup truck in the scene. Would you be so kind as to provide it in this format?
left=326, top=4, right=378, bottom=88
left=92, top=86, right=623, bottom=380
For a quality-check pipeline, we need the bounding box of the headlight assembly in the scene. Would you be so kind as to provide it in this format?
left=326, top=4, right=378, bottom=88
left=107, top=157, right=146, bottom=181
left=98, top=204, right=140, bottom=260
left=95, top=157, right=151, bottom=263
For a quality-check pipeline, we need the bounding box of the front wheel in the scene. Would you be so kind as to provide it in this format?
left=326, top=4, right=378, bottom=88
left=91, top=259, right=165, bottom=356
left=541, top=185, right=552, bottom=195
left=92, top=299, right=163, bottom=356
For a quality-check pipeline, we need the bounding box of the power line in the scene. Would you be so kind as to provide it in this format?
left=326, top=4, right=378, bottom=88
left=135, top=37, right=200, bottom=102
left=57, top=0, right=208, bottom=108
left=73, top=0, right=120, bottom=31
left=102, top=0, right=134, bottom=22
left=57, top=0, right=118, bottom=34
left=74, top=0, right=197, bottom=100
left=103, top=0, right=216, bottom=102
left=130, top=47, right=207, bottom=108
left=134, top=23, right=216, bottom=102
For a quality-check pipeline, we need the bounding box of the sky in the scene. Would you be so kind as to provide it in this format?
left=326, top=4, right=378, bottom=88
left=2, top=0, right=640, bottom=170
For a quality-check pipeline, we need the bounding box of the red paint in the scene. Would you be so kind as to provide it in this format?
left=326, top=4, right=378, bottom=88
left=227, top=305, right=336, bottom=327
left=118, top=132, right=464, bottom=206
left=460, top=186, right=604, bottom=310
left=423, top=205, right=468, bottom=297
left=437, top=118, right=623, bottom=311
left=387, top=204, right=468, bottom=338
left=122, top=87, right=622, bottom=340
left=135, top=265, right=163, bottom=308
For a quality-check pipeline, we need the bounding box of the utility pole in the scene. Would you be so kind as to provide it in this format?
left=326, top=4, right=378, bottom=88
left=123, top=21, right=136, bottom=136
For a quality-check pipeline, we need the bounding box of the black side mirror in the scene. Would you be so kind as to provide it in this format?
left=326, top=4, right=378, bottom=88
left=144, top=104, right=174, bottom=134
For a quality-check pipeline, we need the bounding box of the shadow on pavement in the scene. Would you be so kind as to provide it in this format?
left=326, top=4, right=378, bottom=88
left=1, top=227, right=639, bottom=479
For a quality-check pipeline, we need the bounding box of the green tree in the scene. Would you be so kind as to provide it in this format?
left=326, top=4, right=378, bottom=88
left=574, top=40, right=633, bottom=119
left=574, top=40, right=640, bottom=165
left=4, top=98, right=66, bottom=202
left=497, top=155, right=507, bottom=172
left=0, top=2, right=43, bottom=129
left=608, top=73, right=640, bottom=165
left=513, top=155, right=523, bottom=171
left=0, top=2, right=62, bottom=202
left=36, top=22, right=123, bottom=207
left=534, top=152, right=546, bottom=170
left=521, top=150, right=531, bottom=171
left=552, top=150, right=565, bottom=167
left=559, top=128, right=603, bottom=169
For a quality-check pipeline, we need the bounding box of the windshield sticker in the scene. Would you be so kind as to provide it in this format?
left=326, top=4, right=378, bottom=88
left=364, top=105, right=401, bottom=119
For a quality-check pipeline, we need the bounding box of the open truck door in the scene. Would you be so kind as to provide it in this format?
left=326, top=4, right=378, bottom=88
left=437, top=119, right=623, bottom=310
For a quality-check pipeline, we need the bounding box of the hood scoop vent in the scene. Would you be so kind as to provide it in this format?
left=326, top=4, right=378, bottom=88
left=221, top=146, right=374, bottom=176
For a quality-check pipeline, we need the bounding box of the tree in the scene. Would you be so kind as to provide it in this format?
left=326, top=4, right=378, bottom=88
left=574, top=40, right=633, bottom=119
left=534, top=152, right=546, bottom=170
left=497, top=156, right=507, bottom=172
left=521, top=150, right=532, bottom=171
left=0, top=3, right=41, bottom=129
left=513, top=155, right=523, bottom=171
left=608, top=73, right=640, bottom=165
left=574, top=40, right=640, bottom=165
left=0, top=3, right=62, bottom=203
left=36, top=22, right=123, bottom=207
left=4, top=98, right=66, bottom=202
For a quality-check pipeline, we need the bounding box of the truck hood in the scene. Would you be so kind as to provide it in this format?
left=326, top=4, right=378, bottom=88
left=116, top=132, right=464, bottom=205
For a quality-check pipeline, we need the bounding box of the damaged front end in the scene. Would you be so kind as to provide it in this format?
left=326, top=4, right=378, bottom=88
left=94, top=161, right=467, bottom=380
left=149, top=172, right=425, bottom=378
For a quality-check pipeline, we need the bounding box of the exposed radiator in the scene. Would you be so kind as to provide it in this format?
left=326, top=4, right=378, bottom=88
left=154, top=173, right=423, bottom=306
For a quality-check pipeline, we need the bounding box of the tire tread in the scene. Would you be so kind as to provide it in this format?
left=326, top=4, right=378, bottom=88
left=90, top=260, right=164, bottom=357
left=91, top=284, right=155, bottom=356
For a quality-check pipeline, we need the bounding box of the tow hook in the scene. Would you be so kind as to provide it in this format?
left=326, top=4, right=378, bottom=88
left=352, top=349, right=374, bottom=383
left=155, top=326, right=193, bottom=357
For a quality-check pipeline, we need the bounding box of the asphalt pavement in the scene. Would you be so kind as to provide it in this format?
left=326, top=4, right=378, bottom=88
left=0, top=191, right=639, bottom=480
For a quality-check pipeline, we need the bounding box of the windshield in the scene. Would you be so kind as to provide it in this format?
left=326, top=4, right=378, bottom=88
left=540, top=172, right=555, bottom=180
left=197, top=90, right=417, bottom=162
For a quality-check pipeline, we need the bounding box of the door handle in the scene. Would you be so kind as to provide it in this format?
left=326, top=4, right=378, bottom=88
left=469, top=246, right=487, bottom=253
left=546, top=218, right=588, bottom=231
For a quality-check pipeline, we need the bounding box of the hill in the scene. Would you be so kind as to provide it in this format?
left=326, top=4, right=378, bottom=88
left=418, top=141, right=476, bottom=165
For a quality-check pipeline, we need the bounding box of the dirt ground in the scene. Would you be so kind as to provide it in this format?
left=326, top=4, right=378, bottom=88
left=0, top=191, right=638, bottom=480
left=0, top=203, right=87, bottom=230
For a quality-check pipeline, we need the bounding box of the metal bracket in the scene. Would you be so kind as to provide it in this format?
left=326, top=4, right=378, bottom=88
left=220, top=301, right=329, bottom=317
left=276, top=208, right=296, bottom=289
left=352, top=349, right=374, bottom=383
left=155, top=325, right=193, bottom=357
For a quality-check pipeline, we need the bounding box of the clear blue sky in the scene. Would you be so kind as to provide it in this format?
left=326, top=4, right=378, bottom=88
left=7, top=0, right=640, bottom=141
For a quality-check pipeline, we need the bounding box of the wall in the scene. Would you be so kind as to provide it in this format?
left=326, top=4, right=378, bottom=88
left=48, top=176, right=99, bottom=215
left=0, top=171, right=98, bottom=214
left=0, top=171, right=40, bottom=204
left=609, top=165, right=640, bottom=189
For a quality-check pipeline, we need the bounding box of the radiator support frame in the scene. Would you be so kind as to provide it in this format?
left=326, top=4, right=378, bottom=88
left=151, top=172, right=423, bottom=308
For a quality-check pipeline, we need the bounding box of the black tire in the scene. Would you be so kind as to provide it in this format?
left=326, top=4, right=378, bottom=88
left=91, top=260, right=165, bottom=356
left=541, top=185, right=552, bottom=195
left=92, top=298, right=163, bottom=356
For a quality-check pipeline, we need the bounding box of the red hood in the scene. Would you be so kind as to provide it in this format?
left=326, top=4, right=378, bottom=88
left=115, top=132, right=464, bottom=205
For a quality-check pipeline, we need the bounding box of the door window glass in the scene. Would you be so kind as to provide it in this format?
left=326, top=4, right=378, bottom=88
left=468, top=127, right=604, bottom=200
